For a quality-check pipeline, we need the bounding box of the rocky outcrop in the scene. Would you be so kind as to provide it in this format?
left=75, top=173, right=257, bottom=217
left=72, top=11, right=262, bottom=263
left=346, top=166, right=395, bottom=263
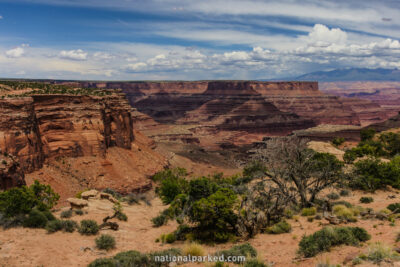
left=0, top=93, right=134, bottom=189
left=0, top=152, right=26, bottom=190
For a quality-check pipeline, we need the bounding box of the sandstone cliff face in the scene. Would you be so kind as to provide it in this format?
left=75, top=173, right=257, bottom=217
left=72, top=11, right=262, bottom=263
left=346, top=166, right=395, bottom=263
left=0, top=153, right=26, bottom=190
left=0, top=93, right=134, bottom=184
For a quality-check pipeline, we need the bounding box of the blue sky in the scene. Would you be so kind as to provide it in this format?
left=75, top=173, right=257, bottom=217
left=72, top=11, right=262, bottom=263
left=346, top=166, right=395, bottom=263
left=0, top=0, right=400, bottom=80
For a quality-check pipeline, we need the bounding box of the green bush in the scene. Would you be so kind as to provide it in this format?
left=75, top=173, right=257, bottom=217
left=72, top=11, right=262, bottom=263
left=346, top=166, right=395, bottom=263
left=96, top=234, right=116, bottom=250
left=88, top=248, right=183, bottom=267
left=79, top=219, right=99, bottom=235
left=116, top=212, right=128, bottom=221
left=215, top=243, right=257, bottom=264
left=244, top=259, right=270, bottom=267
left=301, top=207, right=316, bottom=216
left=349, top=157, right=400, bottom=192
left=189, top=177, right=219, bottom=201
left=151, top=214, right=168, bottom=227
left=332, top=137, right=345, bottom=147
left=159, top=175, right=188, bottom=204
left=339, top=189, right=350, bottom=196
left=88, top=258, right=117, bottom=267
left=42, top=209, right=56, bottom=221
left=75, top=209, right=84, bottom=216
left=298, top=226, right=370, bottom=257
left=190, top=188, right=237, bottom=242
left=266, top=221, right=292, bottom=234
left=61, top=220, right=78, bottom=232
left=361, top=128, right=376, bottom=142
left=23, top=209, right=48, bottom=228
left=327, top=193, right=340, bottom=200
left=114, top=250, right=149, bottom=266
left=164, top=233, right=176, bottom=244
left=60, top=210, right=73, bottom=219
left=387, top=203, right=400, bottom=213
left=360, top=197, right=374, bottom=203
left=46, top=219, right=63, bottom=233
left=0, top=180, right=59, bottom=218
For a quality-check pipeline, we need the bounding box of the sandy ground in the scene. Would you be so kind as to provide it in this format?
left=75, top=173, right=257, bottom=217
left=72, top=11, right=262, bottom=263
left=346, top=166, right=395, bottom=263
left=1, top=189, right=400, bottom=267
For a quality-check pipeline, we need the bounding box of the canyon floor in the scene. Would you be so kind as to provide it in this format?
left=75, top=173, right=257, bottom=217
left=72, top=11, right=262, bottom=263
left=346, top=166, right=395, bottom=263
left=0, top=188, right=399, bottom=267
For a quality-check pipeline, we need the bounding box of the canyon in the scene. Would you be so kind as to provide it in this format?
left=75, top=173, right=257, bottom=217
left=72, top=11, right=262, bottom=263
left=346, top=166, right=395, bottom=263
left=73, top=80, right=395, bottom=149
left=0, top=90, right=166, bottom=198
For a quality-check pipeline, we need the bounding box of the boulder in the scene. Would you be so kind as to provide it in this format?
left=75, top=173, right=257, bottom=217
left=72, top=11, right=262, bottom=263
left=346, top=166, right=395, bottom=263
left=67, top=198, right=89, bottom=209
left=81, top=189, right=98, bottom=200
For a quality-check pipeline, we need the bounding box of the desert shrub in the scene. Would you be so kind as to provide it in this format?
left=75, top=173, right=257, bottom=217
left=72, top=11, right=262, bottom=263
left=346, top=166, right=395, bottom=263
left=174, top=224, right=191, bottom=241
left=75, top=209, right=84, bottom=216
left=361, top=128, right=376, bottom=142
left=343, top=149, right=358, bottom=163
left=88, top=258, right=117, bottom=267
left=333, top=205, right=357, bottom=222
left=183, top=242, right=205, bottom=256
left=46, top=219, right=63, bottom=233
left=116, top=211, right=128, bottom=221
left=42, top=209, right=56, bottom=221
left=366, top=242, right=400, bottom=264
left=113, top=250, right=150, bottom=266
left=190, top=188, right=237, bottom=242
left=360, top=197, right=374, bottom=203
left=215, top=243, right=257, bottom=263
left=158, top=175, right=188, bottom=204
left=387, top=203, right=400, bottom=213
left=79, top=219, right=99, bottom=235
left=160, top=233, right=177, bottom=244
left=379, top=132, right=400, bottom=157
left=266, top=220, right=291, bottom=234
left=298, top=226, right=370, bottom=257
left=332, top=137, right=345, bottom=147
left=301, top=207, right=316, bottom=216
left=152, top=214, right=168, bottom=227
left=0, top=180, right=59, bottom=218
left=96, top=234, right=116, bottom=251
left=189, top=177, right=219, bottom=201
left=331, top=200, right=353, bottom=208
left=60, top=209, right=73, bottom=219
left=23, top=209, right=48, bottom=228
left=152, top=167, right=187, bottom=182
left=349, top=157, right=400, bottom=191
left=244, top=259, right=270, bottom=267
left=61, top=220, right=78, bottom=232
left=339, top=189, right=350, bottom=196
left=327, top=192, right=340, bottom=200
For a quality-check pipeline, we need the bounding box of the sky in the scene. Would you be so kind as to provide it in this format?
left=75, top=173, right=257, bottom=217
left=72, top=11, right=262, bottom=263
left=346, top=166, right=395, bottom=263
left=0, top=0, right=400, bottom=80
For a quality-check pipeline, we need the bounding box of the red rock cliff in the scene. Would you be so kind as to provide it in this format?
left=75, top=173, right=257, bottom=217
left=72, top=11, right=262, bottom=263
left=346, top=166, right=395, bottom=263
left=0, top=93, right=134, bottom=176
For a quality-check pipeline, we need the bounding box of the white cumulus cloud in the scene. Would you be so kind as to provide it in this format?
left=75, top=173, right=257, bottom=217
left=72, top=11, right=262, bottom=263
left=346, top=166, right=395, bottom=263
left=5, top=45, right=27, bottom=58
left=59, top=49, right=88, bottom=60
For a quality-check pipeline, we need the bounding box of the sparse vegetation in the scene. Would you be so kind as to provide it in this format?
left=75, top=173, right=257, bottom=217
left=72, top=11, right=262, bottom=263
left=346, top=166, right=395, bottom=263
left=301, top=207, right=317, bottom=216
left=88, top=248, right=182, bottom=267
left=360, top=197, right=374, bottom=203
left=78, top=219, right=99, bottom=235
left=266, top=220, right=291, bottom=234
left=182, top=242, right=205, bottom=256
left=327, top=192, right=340, bottom=200
left=298, top=226, right=370, bottom=257
left=60, top=209, right=73, bottom=219
left=95, top=234, right=116, bottom=251
left=331, top=137, right=345, bottom=147
left=387, top=203, right=400, bottom=213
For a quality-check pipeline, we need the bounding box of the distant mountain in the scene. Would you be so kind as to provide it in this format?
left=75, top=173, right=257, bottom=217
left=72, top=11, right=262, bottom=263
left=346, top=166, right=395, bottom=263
left=291, top=68, right=400, bottom=82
